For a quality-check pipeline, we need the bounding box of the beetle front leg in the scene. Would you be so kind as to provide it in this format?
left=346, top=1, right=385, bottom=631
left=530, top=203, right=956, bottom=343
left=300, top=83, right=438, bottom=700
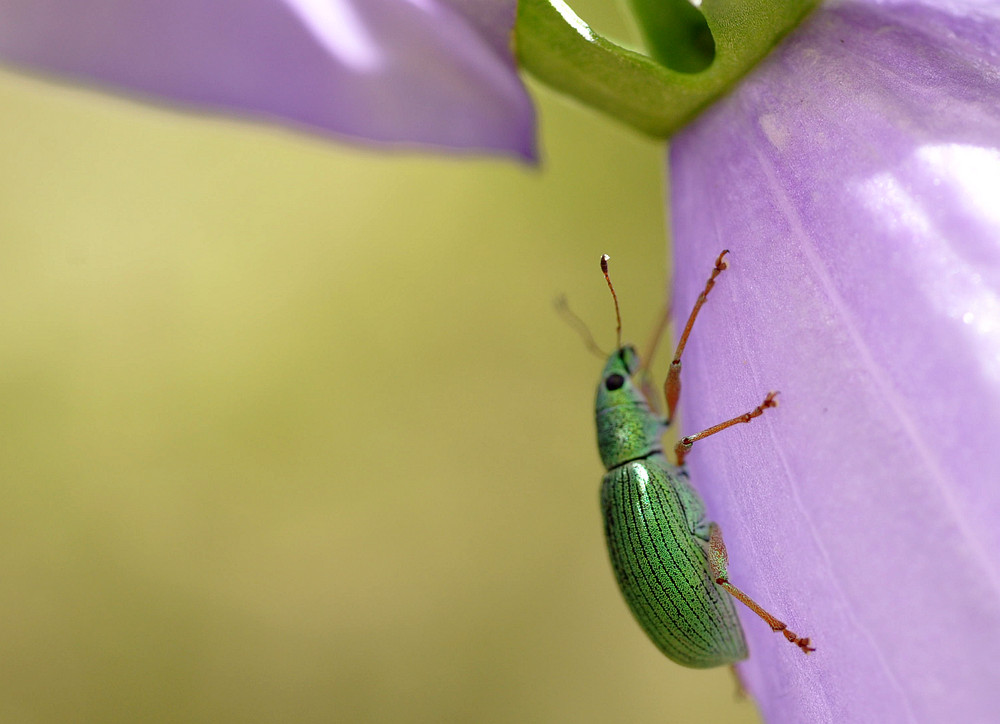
left=708, top=523, right=815, bottom=655
left=637, top=303, right=671, bottom=415
left=664, top=249, right=729, bottom=424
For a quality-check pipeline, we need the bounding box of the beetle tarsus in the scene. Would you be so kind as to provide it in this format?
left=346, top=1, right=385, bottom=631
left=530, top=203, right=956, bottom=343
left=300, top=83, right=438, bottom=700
left=773, top=623, right=815, bottom=653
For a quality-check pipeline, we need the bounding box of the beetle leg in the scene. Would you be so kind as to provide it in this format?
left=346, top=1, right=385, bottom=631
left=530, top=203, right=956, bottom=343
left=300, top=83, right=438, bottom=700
left=708, top=523, right=816, bottom=655
left=664, top=249, right=729, bottom=424
left=636, top=302, right=671, bottom=415
left=674, top=391, right=778, bottom=467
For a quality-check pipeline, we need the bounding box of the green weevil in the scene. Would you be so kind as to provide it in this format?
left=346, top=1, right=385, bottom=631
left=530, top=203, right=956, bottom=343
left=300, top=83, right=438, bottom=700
left=595, top=251, right=813, bottom=667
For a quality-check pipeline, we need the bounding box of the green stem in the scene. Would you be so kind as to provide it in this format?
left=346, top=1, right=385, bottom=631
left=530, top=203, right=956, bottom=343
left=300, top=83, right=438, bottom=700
left=514, top=0, right=819, bottom=138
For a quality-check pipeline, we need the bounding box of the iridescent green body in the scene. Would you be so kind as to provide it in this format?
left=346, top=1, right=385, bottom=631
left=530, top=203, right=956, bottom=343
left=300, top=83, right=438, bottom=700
left=597, top=346, right=748, bottom=668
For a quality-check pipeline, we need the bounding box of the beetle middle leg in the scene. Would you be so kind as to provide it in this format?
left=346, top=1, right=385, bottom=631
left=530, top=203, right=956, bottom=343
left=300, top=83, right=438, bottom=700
left=674, top=391, right=779, bottom=466
left=708, top=523, right=815, bottom=654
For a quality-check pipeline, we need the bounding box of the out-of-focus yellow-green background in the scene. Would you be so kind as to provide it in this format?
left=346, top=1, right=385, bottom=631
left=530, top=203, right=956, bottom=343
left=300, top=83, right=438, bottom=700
left=0, top=5, right=760, bottom=723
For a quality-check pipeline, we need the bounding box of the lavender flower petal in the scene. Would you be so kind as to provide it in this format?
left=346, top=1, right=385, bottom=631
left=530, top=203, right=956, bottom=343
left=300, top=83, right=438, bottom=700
left=671, top=2, right=1000, bottom=721
left=0, top=0, right=535, bottom=158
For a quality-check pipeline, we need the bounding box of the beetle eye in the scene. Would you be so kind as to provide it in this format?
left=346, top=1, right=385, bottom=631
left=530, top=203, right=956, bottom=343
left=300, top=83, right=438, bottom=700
left=605, top=373, right=625, bottom=391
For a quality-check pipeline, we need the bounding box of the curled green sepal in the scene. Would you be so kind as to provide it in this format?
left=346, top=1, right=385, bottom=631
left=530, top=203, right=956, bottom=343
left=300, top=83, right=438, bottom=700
left=514, top=0, right=819, bottom=138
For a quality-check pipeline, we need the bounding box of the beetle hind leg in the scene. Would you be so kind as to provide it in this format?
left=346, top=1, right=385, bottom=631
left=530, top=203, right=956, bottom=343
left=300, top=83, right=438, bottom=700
left=708, top=523, right=816, bottom=655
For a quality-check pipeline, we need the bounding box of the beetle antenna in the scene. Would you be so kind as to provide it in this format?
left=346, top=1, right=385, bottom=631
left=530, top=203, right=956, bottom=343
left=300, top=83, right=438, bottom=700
left=554, top=295, right=607, bottom=359
left=600, top=254, right=622, bottom=350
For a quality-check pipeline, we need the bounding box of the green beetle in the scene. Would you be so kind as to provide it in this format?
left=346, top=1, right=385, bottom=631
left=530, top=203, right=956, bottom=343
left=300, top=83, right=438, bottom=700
left=596, top=252, right=813, bottom=667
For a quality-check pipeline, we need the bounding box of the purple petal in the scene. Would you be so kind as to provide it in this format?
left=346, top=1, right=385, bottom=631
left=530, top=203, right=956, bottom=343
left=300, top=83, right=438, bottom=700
left=670, top=1, right=1000, bottom=721
left=0, top=0, right=535, bottom=159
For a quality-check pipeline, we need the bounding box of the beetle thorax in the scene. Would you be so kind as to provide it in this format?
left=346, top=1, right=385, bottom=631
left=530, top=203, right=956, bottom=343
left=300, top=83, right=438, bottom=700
left=596, top=401, right=662, bottom=470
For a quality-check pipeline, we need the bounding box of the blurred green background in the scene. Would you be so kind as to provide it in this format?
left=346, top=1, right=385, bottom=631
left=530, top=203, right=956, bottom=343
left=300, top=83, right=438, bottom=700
left=0, top=4, right=760, bottom=723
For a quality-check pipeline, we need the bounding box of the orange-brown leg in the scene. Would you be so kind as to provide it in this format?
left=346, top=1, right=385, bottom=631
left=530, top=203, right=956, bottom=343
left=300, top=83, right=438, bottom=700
left=674, top=391, right=779, bottom=466
left=664, top=250, right=730, bottom=424
left=709, top=523, right=815, bottom=654
left=636, top=301, right=671, bottom=413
